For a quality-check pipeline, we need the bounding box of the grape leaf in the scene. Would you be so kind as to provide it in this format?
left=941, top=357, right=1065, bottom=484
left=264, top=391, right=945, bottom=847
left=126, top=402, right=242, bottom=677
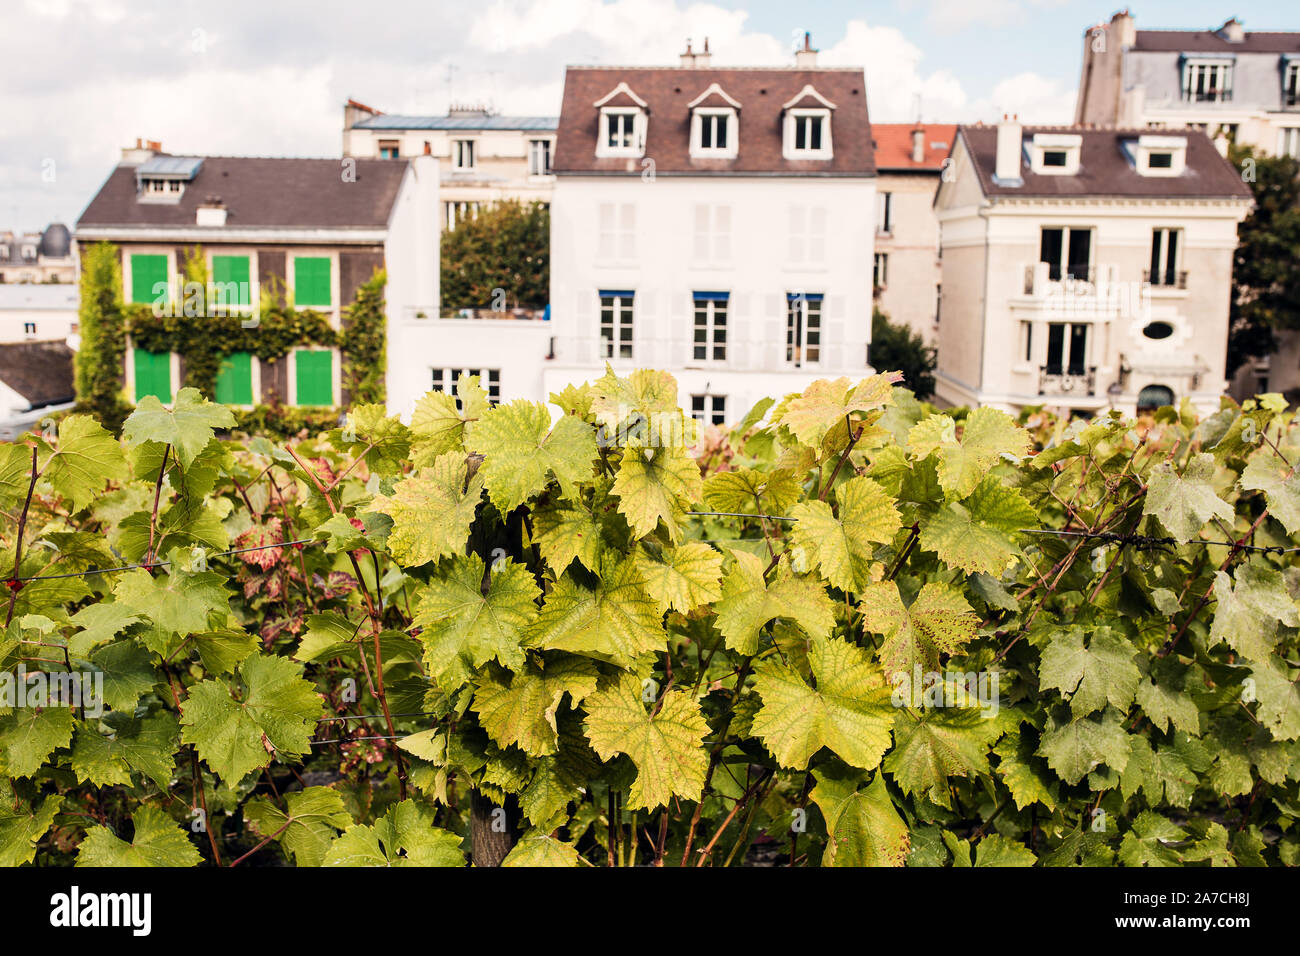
left=702, top=467, right=801, bottom=518
left=920, top=478, right=1035, bottom=575
left=502, top=831, right=582, bottom=867
left=1249, top=656, right=1300, bottom=741
left=1143, top=452, right=1234, bottom=541
left=860, top=580, right=977, bottom=674
left=611, top=444, right=702, bottom=541
left=713, top=550, right=835, bottom=655
left=76, top=807, right=201, bottom=867
left=884, top=708, right=1007, bottom=806
left=0, top=705, right=75, bottom=778
left=121, top=387, right=236, bottom=468
left=908, top=407, right=1030, bottom=498
left=408, top=374, right=488, bottom=464
left=67, top=603, right=142, bottom=658
left=368, top=451, right=483, bottom=566
left=583, top=672, right=709, bottom=810
left=779, top=374, right=900, bottom=449
left=1210, top=564, right=1300, bottom=661
left=112, top=564, right=229, bottom=639
left=323, top=800, right=466, bottom=867
left=751, top=637, right=894, bottom=770
left=331, top=404, right=411, bottom=476
left=473, top=657, right=600, bottom=757
left=1038, top=708, right=1130, bottom=785
left=1038, top=628, right=1141, bottom=717
left=71, top=711, right=180, bottom=790
left=0, top=783, right=61, bottom=867
left=1240, top=453, right=1300, bottom=534
left=634, top=542, right=723, bottom=614
left=810, top=769, right=909, bottom=867
left=41, top=415, right=129, bottom=513
left=589, top=366, right=680, bottom=432
left=244, top=786, right=353, bottom=867
left=533, top=502, right=603, bottom=573
left=89, top=639, right=158, bottom=711
left=467, top=401, right=596, bottom=512
left=789, top=477, right=900, bottom=593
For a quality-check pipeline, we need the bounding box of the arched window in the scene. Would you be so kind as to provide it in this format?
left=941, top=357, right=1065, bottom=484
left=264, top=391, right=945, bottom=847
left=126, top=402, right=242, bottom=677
left=1137, top=384, right=1175, bottom=411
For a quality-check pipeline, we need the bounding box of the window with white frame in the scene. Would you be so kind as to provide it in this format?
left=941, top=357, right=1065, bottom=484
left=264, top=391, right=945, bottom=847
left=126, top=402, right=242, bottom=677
left=599, top=292, right=634, bottom=359
left=1182, top=59, right=1233, bottom=102
left=528, top=139, right=553, bottom=175
left=452, top=139, right=476, bottom=170
left=1040, top=226, right=1093, bottom=281
left=788, top=206, right=826, bottom=264
left=873, top=253, right=888, bottom=290
left=597, top=203, right=636, bottom=259
left=691, top=109, right=736, bottom=158
left=1280, top=127, right=1300, bottom=158
left=876, top=191, right=893, bottom=233
left=1148, top=228, right=1183, bottom=287
left=691, top=394, right=727, bottom=426
left=1045, top=323, right=1089, bottom=376
left=1286, top=62, right=1300, bottom=107
left=1030, top=133, right=1082, bottom=175
left=601, top=110, right=642, bottom=155
left=786, top=294, right=822, bottom=368
left=431, top=368, right=500, bottom=407
left=692, top=293, right=728, bottom=363
left=790, top=112, right=827, bottom=154
left=692, top=204, right=732, bottom=262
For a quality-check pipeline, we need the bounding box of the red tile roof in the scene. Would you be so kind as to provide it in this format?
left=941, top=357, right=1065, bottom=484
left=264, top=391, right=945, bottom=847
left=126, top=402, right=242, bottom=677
left=554, top=67, right=875, bottom=177
left=872, top=123, right=957, bottom=171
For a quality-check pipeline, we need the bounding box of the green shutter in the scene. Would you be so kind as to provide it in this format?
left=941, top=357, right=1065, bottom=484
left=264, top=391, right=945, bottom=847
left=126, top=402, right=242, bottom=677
left=215, top=351, right=254, bottom=405
left=211, top=255, right=251, bottom=309
left=133, top=349, right=172, bottom=403
left=295, top=350, right=333, bottom=406
left=294, top=257, right=332, bottom=306
left=130, top=254, right=169, bottom=306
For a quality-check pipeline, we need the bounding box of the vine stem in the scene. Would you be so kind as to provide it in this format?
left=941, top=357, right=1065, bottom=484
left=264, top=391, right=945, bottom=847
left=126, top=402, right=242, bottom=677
left=4, top=445, right=38, bottom=627
left=680, top=656, right=753, bottom=865
left=818, top=416, right=862, bottom=501
left=144, top=444, right=171, bottom=568
left=885, top=523, right=920, bottom=581
left=228, top=818, right=292, bottom=867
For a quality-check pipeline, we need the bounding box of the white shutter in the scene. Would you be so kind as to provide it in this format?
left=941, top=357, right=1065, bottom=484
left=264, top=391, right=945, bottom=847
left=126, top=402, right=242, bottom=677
left=620, top=203, right=636, bottom=259
left=597, top=203, right=614, bottom=259
left=693, top=204, right=709, bottom=261
left=788, top=205, right=805, bottom=263
left=714, top=205, right=732, bottom=261
left=809, top=207, right=827, bottom=263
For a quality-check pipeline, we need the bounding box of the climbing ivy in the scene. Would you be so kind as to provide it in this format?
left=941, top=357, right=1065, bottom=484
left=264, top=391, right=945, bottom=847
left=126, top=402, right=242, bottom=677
left=73, top=242, right=131, bottom=432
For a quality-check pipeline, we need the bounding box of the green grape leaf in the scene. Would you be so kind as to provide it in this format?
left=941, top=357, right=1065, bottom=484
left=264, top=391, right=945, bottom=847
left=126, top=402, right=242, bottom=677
left=752, top=637, right=894, bottom=770
left=1240, top=453, right=1300, bottom=534
left=41, top=415, right=129, bottom=513
left=121, top=387, right=236, bottom=469
left=71, top=711, right=180, bottom=790
left=0, top=785, right=62, bottom=867
left=408, top=375, right=485, bottom=464
left=702, top=467, right=801, bottom=518
left=89, top=639, right=158, bottom=712
left=974, top=833, right=1036, bottom=867
left=1038, top=708, right=1130, bottom=785
left=180, top=653, right=323, bottom=783
left=244, top=786, right=353, bottom=867
left=368, top=451, right=483, bottom=566
left=920, top=477, right=1035, bottom=575
left=884, top=708, right=1007, bottom=807
left=112, top=564, right=229, bottom=639
left=0, top=443, right=33, bottom=505
left=583, top=672, right=708, bottom=810
left=908, top=407, right=1030, bottom=498
left=1116, top=810, right=1186, bottom=867
left=1143, top=452, right=1234, bottom=541
left=76, top=807, right=202, bottom=867
left=468, top=401, right=596, bottom=512
left=411, top=554, right=540, bottom=689
left=0, top=705, right=75, bottom=778
left=67, top=603, right=142, bottom=658
left=324, top=800, right=466, bottom=867
left=1249, top=656, right=1300, bottom=741
left=1210, top=564, right=1300, bottom=661
left=861, top=580, right=977, bottom=674
left=527, top=555, right=665, bottom=668
left=993, top=735, right=1057, bottom=811
left=634, top=542, right=723, bottom=614
left=1038, top=628, right=1141, bottom=717
left=811, top=769, right=909, bottom=867
left=474, top=657, right=600, bottom=757
left=502, top=831, right=582, bottom=867
left=190, top=628, right=259, bottom=676
left=611, top=444, right=702, bottom=541
left=789, top=477, right=899, bottom=593
left=1135, top=658, right=1201, bottom=735
left=714, top=550, right=834, bottom=655
left=332, top=404, right=411, bottom=475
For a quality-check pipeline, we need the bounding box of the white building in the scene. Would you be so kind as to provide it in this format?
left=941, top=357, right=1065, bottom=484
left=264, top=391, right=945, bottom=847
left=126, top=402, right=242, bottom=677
left=933, top=118, right=1252, bottom=416
left=0, top=284, right=78, bottom=343
left=343, top=99, right=557, bottom=231
left=537, top=40, right=878, bottom=423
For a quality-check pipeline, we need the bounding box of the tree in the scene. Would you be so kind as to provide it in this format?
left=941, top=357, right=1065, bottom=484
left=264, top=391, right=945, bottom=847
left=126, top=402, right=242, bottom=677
left=869, top=307, right=936, bottom=399
left=1226, top=144, right=1300, bottom=375
left=73, top=242, right=130, bottom=431
left=440, top=200, right=549, bottom=311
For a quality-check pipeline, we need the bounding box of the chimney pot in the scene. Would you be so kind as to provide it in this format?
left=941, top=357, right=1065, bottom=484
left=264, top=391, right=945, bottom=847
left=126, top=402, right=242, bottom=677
left=794, top=32, right=818, bottom=68
left=911, top=127, right=925, bottom=163
left=995, top=114, right=1024, bottom=185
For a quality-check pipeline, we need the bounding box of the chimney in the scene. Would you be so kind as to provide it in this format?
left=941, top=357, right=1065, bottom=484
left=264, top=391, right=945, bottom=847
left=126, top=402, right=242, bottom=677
left=694, top=37, right=712, bottom=68
left=995, top=113, right=1023, bottom=185
left=1113, top=9, right=1136, bottom=47
left=196, top=197, right=227, bottom=227
left=120, top=137, right=158, bottom=165
left=679, top=38, right=695, bottom=67
left=794, top=32, right=818, bottom=68
left=911, top=127, right=925, bottom=163
left=1217, top=17, right=1245, bottom=43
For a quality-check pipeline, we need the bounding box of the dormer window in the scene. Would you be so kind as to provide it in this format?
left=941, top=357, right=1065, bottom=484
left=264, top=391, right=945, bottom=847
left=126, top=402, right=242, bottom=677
left=1181, top=56, right=1233, bottom=103
left=135, top=156, right=201, bottom=205
left=687, top=84, right=740, bottom=159
left=1030, top=134, right=1081, bottom=175
left=1127, top=135, right=1187, bottom=177
left=594, top=83, right=649, bottom=159
left=1284, top=60, right=1299, bottom=108
left=782, top=86, right=835, bottom=160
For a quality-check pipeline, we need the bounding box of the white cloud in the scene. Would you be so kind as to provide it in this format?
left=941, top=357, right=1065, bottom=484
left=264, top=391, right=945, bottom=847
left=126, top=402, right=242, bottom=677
left=820, top=20, right=968, bottom=122
left=921, top=0, right=1068, bottom=33
left=980, top=71, right=1075, bottom=124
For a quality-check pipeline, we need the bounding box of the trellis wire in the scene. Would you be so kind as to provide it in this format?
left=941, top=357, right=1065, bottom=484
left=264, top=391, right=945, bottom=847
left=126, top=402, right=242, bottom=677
left=7, top=537, right=326, bottom=584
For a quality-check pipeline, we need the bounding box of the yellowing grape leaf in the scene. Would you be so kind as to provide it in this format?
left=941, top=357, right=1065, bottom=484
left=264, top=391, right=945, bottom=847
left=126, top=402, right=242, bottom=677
left=751, top=637, right=894, bottom=770
left=779, top=374, right=900, bottom=449
left=884, top=708, right=1007, bottom=806
left=611, top=444, right=702, bottom=541
left=702, top=467, right=802, bottom=518
left=908, top=407, right=1030, bottom=498
left=634, top=542, right=723, bottom=614
left=789, top=477, right=899, bottom=593
left=368, top=451, right=482, bottom=566
left=533, top=502, right=603, bottom=573
left=713, top=550, right=835, bottom=655
left=1143, top=453, right=1234, bottom=541
left=75, top=807, right=201, bottom=867
left=409, top=373, right=489, bottom=464
left=331, top=404, right=411, bottom=476
left=919, top=478, right=1035, bottom=575
left=589, top=366, right=680, bottom=432
left=1209, top=564, right=1300, bottom=661
left=501, top=831, right=582, bottom=867
left=468, top=401, right=596, bottom=513
left=473, top=656, right=600, bottom=756
left=583, top=672, right=708, bottom=810
left=811, top=769, right=909, bottom=867
left=411, top=554, right=540, bottom=689
left=860, top=580, right=978, bottom=674
left=1240, top=453, right=1300, bottom=534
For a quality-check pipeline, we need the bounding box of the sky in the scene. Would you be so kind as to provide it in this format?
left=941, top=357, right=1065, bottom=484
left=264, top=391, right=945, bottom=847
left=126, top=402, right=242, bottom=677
left=2, top=0, right=1297, bottom=232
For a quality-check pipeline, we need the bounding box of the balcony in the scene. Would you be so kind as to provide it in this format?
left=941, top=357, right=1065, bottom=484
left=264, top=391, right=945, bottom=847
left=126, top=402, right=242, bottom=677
left=402, top=306, right=548, bottom=322
left=1023, top=263, right=1099, bottom=296
left=1039, top=364, right=1097, bottom=397
left=1144, top=269, right=1188, bottom=289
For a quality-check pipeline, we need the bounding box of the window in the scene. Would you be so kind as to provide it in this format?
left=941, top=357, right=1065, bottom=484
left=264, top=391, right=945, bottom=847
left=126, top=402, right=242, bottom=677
left=604, top=111, right=638, bottom=151
left=1142, top=321, right=1175, bottom=340
left=431, top=368, right=500, bottom=406
left=599, top=292, right=634, bottom=359
left=700, top=112, right=728, bottom=150
left=215, top=351, right=254, bottom=405
left=794, top=114, right=823, bottom=151
left=784, top=108, right=833, bottom=160
left=691, top=394, right=727, bottom=426
left=142, top=178, right=183, bottom=196
left=1042, top=150, right=1068, bottom=167
left=1286, top=62, right=1300, bottom=108
left=691, top=109, right=736, bottom=158
left=22, top=322, right=36, bottom=336
left=294, top=350, right=334, bottom=406
left=1279, top=128, right=1300, bottom=158
left=1045, top=323, right=1088, bottom=376
left=1182, top=60, right=1232, bottom=102
left=378, top=140, right=400, bottom=159
left=786, top=294, right=822, bottom=367
left=692, top=205, right=732, bottom=262
left=130, top=254, right=169, bottom=306
left=692, top=293, right=728, bottom=363
left=873, top=253, right=888, bottom=290
left=788, top=206, right=826, bottom=264
left=452, top=139, right=476, bottom=170
left=877, top=192, right=893, bottom=233
left=1031, top=134, right=1082, bottom=174
left=1148, top=228, right=1182, bottom=287
left=528, top=139, right=552, bottom=175
left=211, top=254, right=251, bottom=311
left=1137, top=384, right=1175, bottom=411
left=1039, top=227, right=1092, bottom=281
left=293, top=256, right=332, bottom=307
left=1148, top=151, right=1173, bottom=169
left=597, top=203, right=636, bottom=260
left=1020, top=321, right=1033, bottom=362
left=133, top=348, right=172, bottom=403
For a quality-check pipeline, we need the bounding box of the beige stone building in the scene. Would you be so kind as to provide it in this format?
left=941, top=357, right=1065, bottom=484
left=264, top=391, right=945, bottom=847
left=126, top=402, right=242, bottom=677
left=934, top=119, right=1252, bottom=416
left=0, top=224, right=75, bottom=284
left=870, top=124, right=955, bottom=345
